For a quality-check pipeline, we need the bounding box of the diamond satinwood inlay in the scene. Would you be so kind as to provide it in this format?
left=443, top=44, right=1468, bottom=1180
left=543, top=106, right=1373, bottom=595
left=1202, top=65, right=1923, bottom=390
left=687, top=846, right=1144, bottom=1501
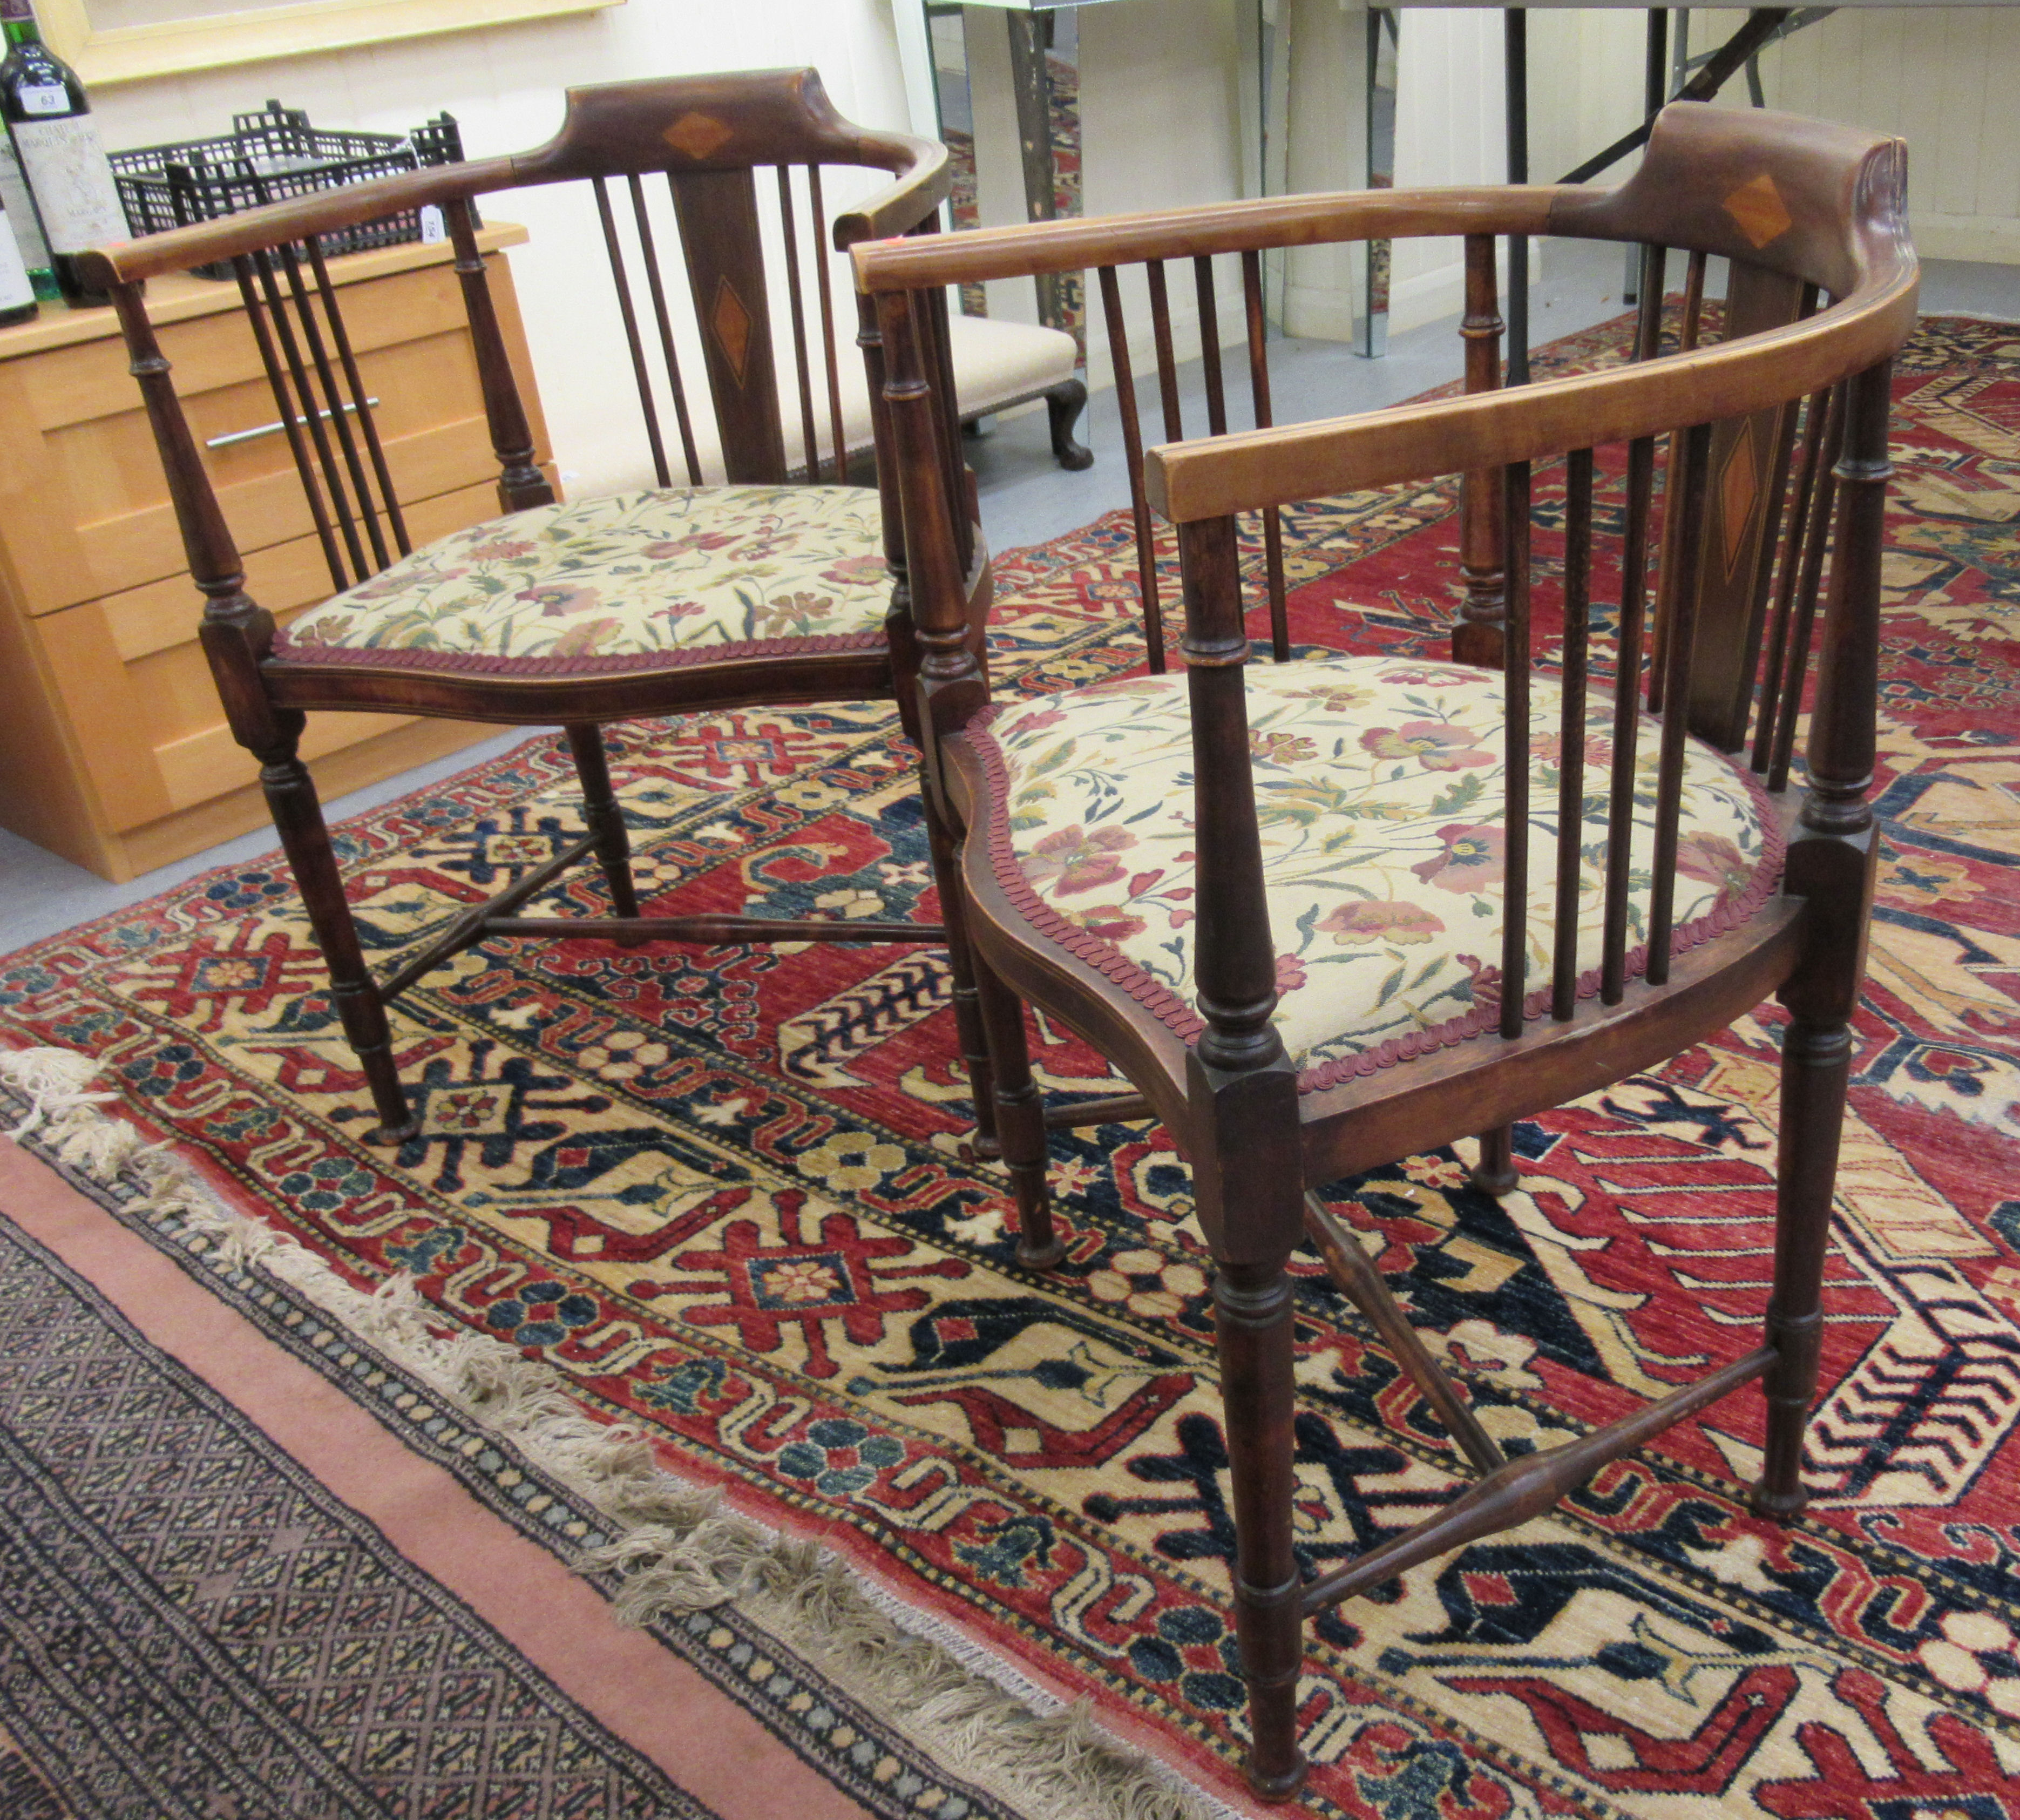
left=711, top=276, right=755, bottom=384
left=1723, top=172, right=1793, bottom=249
left=1719, top=424, right=1761, bottom=576
left=663, top=111, right=736, bottom=161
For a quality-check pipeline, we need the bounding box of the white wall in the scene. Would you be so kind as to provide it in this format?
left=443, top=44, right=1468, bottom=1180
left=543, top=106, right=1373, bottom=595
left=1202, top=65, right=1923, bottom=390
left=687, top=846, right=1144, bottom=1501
left=957, top=0, right=1248, bottom=384
left=1754, top=6, right=2020, bottom=265
left=86, top=1, right=917, bottom=496
left=1280, top=0, right=1361, bottom=341
left=1507, top=5, right=2020, bottom=269
left=1386, top=6, right=1505, bottom=330
left=75, top=0, right=2020, bottom=495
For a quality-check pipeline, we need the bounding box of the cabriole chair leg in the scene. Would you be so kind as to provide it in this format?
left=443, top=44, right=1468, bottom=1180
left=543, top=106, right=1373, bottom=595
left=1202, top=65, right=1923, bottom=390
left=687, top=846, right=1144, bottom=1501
left=1045, top=377, right=1094, bottom=471
left=1751, top=1009, right=1853, bottom=1521
left=257, top=723, right=417, bottom=1144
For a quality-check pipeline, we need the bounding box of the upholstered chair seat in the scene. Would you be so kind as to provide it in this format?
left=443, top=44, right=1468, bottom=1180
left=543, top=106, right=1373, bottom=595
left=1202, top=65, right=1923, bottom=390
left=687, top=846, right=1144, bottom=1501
left=277, top=486, right=893, bottom=675
left=964, top=654, right=1778, bottom=1088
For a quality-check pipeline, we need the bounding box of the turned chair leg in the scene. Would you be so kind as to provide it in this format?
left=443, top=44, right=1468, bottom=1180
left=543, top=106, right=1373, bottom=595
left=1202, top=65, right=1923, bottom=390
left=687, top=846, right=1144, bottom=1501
left=565, top=723, right=642, bottom=933
left=1045, top=378, right=1094, bottom=471
left=1213, top=1250, right=1309, bottom=1802
left=971, top=954, right=1064, bottom=1268
left=921, top=782, right=1001, bottom=1160
left=1470, top=1124, right=1519, bottom=1194
left=1751, top=1010, right=1852, bottom=1521
left=257, top=723, right=417, bottom=1143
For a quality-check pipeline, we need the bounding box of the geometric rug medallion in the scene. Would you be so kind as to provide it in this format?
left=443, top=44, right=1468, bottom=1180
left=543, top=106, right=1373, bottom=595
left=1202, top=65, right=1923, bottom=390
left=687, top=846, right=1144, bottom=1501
left=3, top=314, right=2018, bottom=1816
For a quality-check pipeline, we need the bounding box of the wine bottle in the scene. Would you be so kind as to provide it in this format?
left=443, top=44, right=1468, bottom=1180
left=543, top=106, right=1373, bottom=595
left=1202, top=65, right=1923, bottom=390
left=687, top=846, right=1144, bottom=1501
left=0, top=0, right=127, bottom=307
left=0, top=187, right=35, bottom=325
left=0, top=132, right=52, bottom=299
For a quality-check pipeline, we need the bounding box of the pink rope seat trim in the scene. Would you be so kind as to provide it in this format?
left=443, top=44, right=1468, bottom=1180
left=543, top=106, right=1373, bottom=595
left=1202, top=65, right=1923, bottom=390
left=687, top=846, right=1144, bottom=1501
left=960, top=703, right=1787, bottom=1096
left=268, top=627, right=892, bottom=678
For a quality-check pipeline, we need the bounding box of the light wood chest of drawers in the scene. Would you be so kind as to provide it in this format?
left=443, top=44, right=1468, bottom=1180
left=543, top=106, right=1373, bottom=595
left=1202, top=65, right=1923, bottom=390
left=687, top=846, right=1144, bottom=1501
left=0, top=225, right=551, bottom=882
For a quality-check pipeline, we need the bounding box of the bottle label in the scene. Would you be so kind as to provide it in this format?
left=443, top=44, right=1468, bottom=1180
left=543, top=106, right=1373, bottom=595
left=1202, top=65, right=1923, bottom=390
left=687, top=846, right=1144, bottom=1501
left=0, top=207, right=32, bottom=312
left=0, top=136, right=48, bottom=269
left=11, top=114, right=125, bottom=253
left=18, top=84, right=66, bottom=117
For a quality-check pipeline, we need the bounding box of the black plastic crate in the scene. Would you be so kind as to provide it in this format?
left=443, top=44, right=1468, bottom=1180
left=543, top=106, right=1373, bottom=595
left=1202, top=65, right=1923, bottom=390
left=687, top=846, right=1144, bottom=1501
left=110, top=101, right=473, bottom=280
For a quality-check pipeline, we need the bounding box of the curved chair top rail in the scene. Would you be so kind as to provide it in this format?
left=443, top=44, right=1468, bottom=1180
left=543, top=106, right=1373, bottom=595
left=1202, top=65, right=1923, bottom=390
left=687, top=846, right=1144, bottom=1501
left=81, top=66, right=948, bottom=287
left=852, top=103, right=1916, bottom=518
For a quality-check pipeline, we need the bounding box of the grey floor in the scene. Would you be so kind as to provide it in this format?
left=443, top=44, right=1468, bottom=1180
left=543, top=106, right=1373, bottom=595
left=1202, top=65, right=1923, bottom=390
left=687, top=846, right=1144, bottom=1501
left=2, top=242, right=2011, bottom=954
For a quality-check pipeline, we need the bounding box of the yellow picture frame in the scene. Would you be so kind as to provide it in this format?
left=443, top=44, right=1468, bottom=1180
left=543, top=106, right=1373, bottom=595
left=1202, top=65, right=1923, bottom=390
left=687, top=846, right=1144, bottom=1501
left=34, top=0, right=623, bottom=87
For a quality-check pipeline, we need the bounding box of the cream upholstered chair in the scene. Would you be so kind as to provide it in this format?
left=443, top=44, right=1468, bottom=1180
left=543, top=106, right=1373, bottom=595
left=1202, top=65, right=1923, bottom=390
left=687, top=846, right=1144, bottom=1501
left=945, top=314, right=1090, bottom=468
left=782, top=310, right=1087, bottom=473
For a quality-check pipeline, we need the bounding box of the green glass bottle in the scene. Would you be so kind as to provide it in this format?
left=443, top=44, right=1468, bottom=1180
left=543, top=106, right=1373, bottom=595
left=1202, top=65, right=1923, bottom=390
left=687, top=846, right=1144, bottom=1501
left=0, top=132, right=55, bottom=300
left=1, top=0, right=126, bottom=306
left=0, top=186, right=35, bottom=325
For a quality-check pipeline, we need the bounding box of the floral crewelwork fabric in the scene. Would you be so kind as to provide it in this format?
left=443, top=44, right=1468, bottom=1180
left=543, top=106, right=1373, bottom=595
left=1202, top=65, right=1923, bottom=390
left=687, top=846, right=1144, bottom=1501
left=970, top=654, right=1778, bottom=1085
left=278, top=486, right=892, bottom=669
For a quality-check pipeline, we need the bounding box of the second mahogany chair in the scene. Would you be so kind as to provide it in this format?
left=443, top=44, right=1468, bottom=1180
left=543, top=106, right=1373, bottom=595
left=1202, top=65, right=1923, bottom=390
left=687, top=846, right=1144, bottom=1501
left=87, top=69, right=1001, bottom=1146
left=857, top=103, right=1915, bottom=1796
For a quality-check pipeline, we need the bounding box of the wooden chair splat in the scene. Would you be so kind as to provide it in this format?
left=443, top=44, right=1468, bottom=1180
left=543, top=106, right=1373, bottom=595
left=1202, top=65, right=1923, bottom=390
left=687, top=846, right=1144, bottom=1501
left=1685, top=266, right=1814, bottom=751
left=669, top=165, right=788, bottom=483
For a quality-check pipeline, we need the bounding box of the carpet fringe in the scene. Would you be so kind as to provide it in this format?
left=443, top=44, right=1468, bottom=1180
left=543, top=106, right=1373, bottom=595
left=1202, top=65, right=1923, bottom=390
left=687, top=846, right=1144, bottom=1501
left=0, top=1046, right=1226, bottom=1820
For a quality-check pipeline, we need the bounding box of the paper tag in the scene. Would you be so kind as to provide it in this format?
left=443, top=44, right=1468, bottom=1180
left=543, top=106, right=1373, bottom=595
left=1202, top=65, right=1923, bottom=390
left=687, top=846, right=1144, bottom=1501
left=11, top=114, right=125, bottom=253
left=18, top=84, right=67, bottom=118
left=418, top=204, right=445, bottom=245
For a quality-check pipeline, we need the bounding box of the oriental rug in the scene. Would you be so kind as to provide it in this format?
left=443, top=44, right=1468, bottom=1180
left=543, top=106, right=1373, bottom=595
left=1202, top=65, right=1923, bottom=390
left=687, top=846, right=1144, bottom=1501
left=3, top=313, right=2018, bottom=1820
left=0, top=1158, right=711, bottom=1820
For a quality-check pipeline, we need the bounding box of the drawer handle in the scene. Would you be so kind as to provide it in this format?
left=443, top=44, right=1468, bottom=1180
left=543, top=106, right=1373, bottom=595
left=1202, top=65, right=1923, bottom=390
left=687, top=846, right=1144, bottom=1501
left=207, top=397, right=379, bottom=450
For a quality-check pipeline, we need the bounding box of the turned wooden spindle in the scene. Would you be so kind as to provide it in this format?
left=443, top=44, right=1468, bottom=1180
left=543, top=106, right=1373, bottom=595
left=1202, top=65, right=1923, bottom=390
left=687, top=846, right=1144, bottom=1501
left=449, top=199, right=552, bottom=511
left=1453, top=234, right=1507, bottom=667
left=1099, top=263, right=1167, bottom=668
left=1754, top=357, right=1894, bottom=1520
left=877, top=286, right=1013, bottom=1181
left=1176, top=512, right=1307, bottom=1801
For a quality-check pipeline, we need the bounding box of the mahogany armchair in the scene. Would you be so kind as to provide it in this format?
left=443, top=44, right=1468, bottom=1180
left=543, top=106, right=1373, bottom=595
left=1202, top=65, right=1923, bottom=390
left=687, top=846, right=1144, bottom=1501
left=85, top=69, right=1001, bottom=1148
left=856, top=103, right=1916, bottom=1795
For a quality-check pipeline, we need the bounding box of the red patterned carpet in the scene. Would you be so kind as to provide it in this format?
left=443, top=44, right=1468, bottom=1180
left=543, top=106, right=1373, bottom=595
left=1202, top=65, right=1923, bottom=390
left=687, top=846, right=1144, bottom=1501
left=3, top=313, right=2018, bottom=1817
